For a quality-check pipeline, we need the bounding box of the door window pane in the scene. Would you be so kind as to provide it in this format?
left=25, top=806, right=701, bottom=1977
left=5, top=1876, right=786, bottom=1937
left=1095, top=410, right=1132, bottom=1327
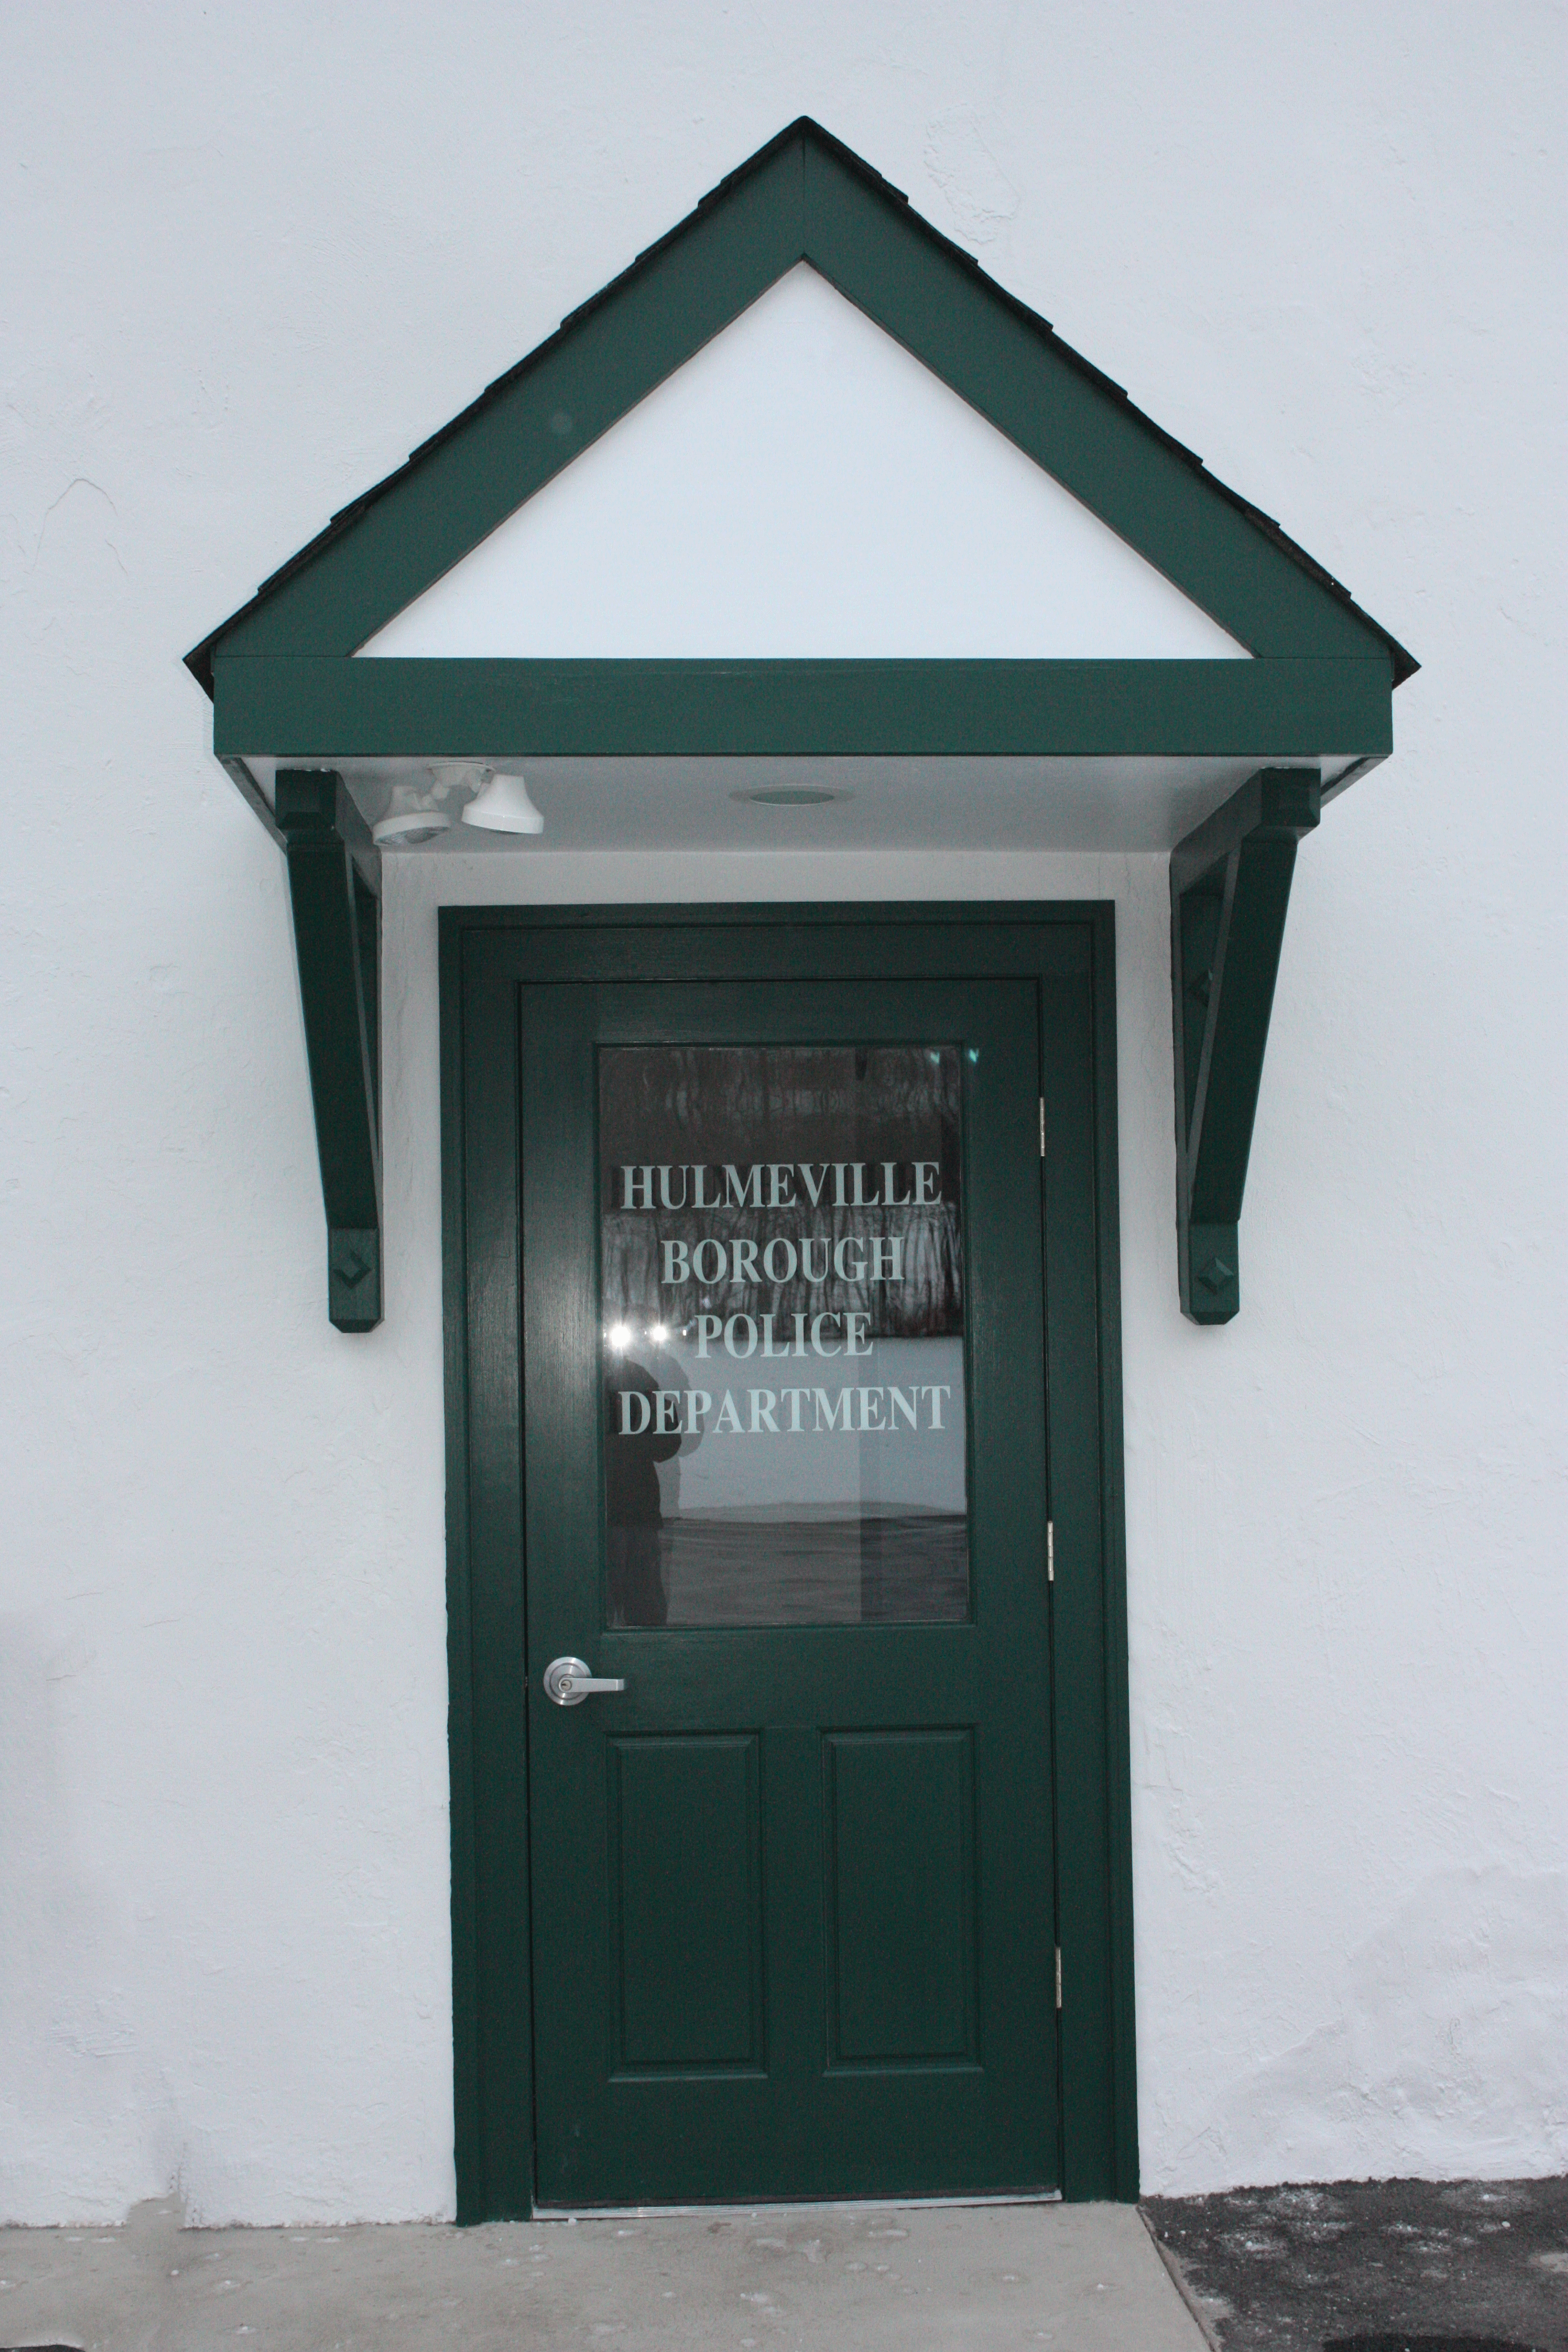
left=600, top=1045, right=967, bottom=1626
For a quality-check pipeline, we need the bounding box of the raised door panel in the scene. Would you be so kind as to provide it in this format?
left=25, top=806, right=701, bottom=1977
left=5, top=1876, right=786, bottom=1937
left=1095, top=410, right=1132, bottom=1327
left=824, top=1728, right=978, bottom=2067
left=609, top=1734, right=765, bottom=2074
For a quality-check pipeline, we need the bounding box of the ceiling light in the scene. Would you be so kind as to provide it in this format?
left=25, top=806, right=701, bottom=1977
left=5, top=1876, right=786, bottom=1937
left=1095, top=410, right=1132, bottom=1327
left=372, top=783, right=451, bottom=846
left=462, top=769, right=545, bottom=835
left=734, top=786, right=845, bottom=807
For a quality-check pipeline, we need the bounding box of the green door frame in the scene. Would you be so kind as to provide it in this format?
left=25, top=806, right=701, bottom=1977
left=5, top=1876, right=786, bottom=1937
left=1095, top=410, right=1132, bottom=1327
left=440, top=900, right=1137, bottom=2217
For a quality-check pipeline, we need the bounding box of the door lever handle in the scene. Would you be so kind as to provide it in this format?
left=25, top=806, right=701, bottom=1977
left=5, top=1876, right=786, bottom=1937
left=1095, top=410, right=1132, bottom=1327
left=542, top=1655, right=627, bottom=1707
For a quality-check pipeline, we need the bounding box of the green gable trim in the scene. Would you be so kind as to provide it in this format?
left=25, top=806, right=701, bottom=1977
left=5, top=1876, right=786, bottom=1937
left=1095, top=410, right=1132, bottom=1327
left=188, top=119, right=1415, bottom=695
left=212, top=655, right=1393, bottom=763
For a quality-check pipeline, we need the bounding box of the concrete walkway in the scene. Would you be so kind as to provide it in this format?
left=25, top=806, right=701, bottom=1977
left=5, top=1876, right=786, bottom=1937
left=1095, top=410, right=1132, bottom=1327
left=0, top=2195, right=1208, bottom=2351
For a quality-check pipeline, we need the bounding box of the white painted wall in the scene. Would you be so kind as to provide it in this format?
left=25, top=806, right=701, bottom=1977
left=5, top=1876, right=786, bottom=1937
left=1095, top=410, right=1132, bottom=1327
left=1, top=1, right=1563, bottom=2223
left=362, top=262, right=1246, bottom=659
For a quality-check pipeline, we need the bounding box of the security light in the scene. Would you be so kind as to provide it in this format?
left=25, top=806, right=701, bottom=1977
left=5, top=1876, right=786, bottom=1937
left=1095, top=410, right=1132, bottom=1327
left=462, top=769, right=545, bottom=834
left=371, top=783, right=451, bottom=846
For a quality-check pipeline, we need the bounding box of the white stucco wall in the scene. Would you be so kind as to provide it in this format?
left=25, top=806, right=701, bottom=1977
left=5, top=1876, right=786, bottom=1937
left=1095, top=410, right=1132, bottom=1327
left=2, top=2, right=1564, bottom=2222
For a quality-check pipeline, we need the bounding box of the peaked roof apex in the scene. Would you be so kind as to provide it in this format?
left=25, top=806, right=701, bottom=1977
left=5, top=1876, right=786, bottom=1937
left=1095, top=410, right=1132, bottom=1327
left=187, top=118, right=1415, bottom=692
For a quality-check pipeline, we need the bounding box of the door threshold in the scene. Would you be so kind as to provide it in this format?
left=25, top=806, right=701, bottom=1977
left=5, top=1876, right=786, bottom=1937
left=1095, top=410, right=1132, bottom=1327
left=533, top=2190, right=1063, bottom=2221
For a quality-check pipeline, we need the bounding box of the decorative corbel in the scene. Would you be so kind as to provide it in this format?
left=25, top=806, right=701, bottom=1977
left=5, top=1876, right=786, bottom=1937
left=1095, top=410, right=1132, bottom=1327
left=1171, top=767, right=1320, bottom=1323
left=274, top=771, right=383, bottom=1332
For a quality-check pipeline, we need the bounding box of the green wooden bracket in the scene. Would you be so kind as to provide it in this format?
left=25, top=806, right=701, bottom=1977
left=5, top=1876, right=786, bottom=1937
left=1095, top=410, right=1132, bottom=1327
left=274, top=771, right=383, bottom=1332
left=1170, top=767, right=1320, bottom=1324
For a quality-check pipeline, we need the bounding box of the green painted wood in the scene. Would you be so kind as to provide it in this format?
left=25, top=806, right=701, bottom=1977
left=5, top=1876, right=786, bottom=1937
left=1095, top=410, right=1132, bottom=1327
left=1040, top=949, right=1138, bottom=2198
left=1169, top=764, right=1320, bottom=896
left=442, top=905, right=1137, bottom=2211
left=1177, top=874, right=1226, bottom=1135
left=449, top=897, right=1093, bottom=957
left=190, top=123, right=1413, bottom=694
left=440, top=911, right=483, bottom=2223
left=1170, top=769, right=1321, bottom=1323
left=274, top=770, right=383, bottom=1332
left=610, top=1735, right=764, bottom=2070
left=824, top=1730, right=978, bottom=2064
left=453, top=937, right=535, bottom=2215
left=212, top=652, right=1394, bottom=764
left=1084, top=907, right=1140, bottom=2201
left=524, top=975, right=1054, bottom=2206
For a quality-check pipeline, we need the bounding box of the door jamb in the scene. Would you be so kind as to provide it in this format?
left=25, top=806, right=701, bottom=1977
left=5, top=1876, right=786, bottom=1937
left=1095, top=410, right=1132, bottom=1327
left=440, top=901, right=1136, bottom=2215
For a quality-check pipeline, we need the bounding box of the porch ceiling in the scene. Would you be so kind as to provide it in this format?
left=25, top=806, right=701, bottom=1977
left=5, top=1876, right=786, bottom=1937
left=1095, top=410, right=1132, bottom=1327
left=237, top=750, right=1371, bottom=856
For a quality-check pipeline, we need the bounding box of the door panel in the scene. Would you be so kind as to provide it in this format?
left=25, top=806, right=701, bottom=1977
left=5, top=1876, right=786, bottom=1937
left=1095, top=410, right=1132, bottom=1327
left=609, top=1735, right=764, bottom=2073
left=824, top=1728, right=978, bottom=2066
left=521, top=976, right=1057, bottom=2205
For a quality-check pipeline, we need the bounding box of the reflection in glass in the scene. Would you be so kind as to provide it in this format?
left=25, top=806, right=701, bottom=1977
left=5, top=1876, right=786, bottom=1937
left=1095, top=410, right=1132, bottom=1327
left=600, top=1046, right=967, bottom=1626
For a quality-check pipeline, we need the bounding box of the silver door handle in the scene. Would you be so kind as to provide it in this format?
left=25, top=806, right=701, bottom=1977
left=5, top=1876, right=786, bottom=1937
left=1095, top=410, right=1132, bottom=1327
left=542, top=1655, right=627, bottom=1707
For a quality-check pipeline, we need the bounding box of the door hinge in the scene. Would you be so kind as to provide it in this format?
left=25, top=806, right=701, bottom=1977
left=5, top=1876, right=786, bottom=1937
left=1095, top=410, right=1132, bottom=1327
left=1047, top=1520, right=1054, bottom=1583
left=1039, top=1096, right=1047, bottom=1158
left=1055, top=1946, right=1063, bottom=2010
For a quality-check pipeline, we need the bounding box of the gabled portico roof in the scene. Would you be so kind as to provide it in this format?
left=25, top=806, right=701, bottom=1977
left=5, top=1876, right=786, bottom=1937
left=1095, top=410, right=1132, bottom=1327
left=187, top=119, right=1415, bottom=1335
left=188, top=115, right=1413, bottom=827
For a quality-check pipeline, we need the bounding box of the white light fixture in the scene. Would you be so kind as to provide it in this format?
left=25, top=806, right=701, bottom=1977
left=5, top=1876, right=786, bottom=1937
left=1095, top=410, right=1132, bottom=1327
left=461, top=768, right=545, bottom=835
left=371, top=782, right=451, bottom=846
left=427, top=759, right=486, bottom=796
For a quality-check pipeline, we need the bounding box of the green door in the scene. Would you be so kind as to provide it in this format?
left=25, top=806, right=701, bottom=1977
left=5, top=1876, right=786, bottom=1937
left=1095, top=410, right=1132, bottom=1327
left=520, top=976, right=1058, bottom=2206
